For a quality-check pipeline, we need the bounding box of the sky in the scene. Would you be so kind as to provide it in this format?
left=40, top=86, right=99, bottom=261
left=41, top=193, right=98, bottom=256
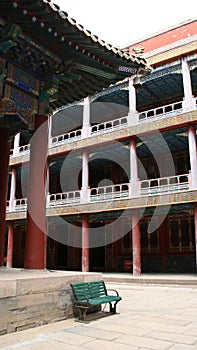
left=54, top=0, right=196, bottom=48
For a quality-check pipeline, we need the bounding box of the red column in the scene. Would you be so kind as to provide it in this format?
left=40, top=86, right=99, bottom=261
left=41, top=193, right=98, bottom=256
left=0, top=128, right=10, bottom=266
left=25, top=115, right=48, bottom=269
left=194, top=203, right=197, bottom=271
left=132, top=208, right=141, bottom=276
left=6, top=221, right=14, bottom=268
left=82, top=213, right=89, bottom=272
left=159, top=215, right=167, bottom=272
left=188, top=125, right=197, bottom=189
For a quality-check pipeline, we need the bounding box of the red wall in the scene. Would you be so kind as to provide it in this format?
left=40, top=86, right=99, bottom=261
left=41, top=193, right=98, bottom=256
left=129, top=21, right=197, bottom=54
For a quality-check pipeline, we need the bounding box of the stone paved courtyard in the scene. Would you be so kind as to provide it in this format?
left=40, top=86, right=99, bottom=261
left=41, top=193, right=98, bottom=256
left=1, top=280, right=197, bottom=349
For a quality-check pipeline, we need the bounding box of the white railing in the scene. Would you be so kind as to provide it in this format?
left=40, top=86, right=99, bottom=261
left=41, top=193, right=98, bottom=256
left=10, top=144, right=30, bottom=157
left=15, top=198, right=27, bottom=210
left=90, top=183, right=130, bottom=202
left=48, top=190, right=81, bottom=206
left=139, top=174, right=190, bottom=195
left=51, top=129, right=82, bottom=146
left=18, top=144, right=30, bottom=155
left=6, top=199, right=27, bottom=211
left=195, top=97, right=197, bottom=109
left=6, top=174, right=191, bottom=213
left=139, top=101, right=183, bottom=122
left=91, top=116, right=128, bottom=135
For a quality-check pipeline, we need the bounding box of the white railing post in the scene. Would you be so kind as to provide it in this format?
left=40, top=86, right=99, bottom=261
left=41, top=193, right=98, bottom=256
left=182, top=57, right=196, bottom=112
left=9, top=167, right=17, bottom=211
left=82, top=96, right=91, bottom=138
left=128, top=77, right=139, bottom=126
left=13, top=132, right=20, bottom=157
left=46, top=193, right=50, bottom=208
left=130, top=138, right=138, bottom=197
left=48, top=115, right=52, bottom=148
left=81, top=150, right=89, bottom=203
left=188, top=125, right=197, bottom=189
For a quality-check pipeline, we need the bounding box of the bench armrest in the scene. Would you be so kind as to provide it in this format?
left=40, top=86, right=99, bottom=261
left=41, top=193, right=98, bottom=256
left=106, top=288, right=120, bottom=296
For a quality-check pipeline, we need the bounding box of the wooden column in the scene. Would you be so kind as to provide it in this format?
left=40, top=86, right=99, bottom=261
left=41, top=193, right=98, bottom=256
left=159, top=215, right=167, bottom=272
left=0, top=128, right=10, bottom=266
left=25, top=114, right=48, bottom=269
left=194, top=203, right=197, bottom=271
left=82, top=213, right=89, bottom=272
left=13, top=132, right=20, bottom=157
left=130, top=137, right=138, bottom=197
left=81, top=149, right=89, bottom=202
left=82, top=96, right=90, bottom=138
left=128, top=77, right=138, bottom=125
left=9, top=167, right=17, bottom=211
left=6, top=221, right=14, bottom=268
left=188, top=125, right=197, bottom=189
left=132, top=208, right=141, bottom=276
left=182, top=57, right=195, bottom=112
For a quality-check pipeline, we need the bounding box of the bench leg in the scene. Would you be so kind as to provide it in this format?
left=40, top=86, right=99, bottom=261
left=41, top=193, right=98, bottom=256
left=109, top=301, right=118, bottom=314
left=78, top=307, right=88, bottom=321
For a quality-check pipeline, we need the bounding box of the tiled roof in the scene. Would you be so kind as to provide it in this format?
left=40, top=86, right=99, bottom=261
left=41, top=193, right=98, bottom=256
left=0, top=0, right=151, bottom=108
left=44, top=0, right=148, bottom=68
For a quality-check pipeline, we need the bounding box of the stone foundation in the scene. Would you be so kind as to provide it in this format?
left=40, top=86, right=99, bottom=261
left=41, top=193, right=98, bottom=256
left=0, top=269, right=102, bottom=335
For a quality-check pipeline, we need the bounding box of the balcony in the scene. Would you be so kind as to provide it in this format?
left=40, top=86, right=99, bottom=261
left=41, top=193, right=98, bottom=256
left=139, top=174, right=190, bottom=195
left=90, top=183, right=130, bottom=202
left=139, top=101, right=183, bottom=122
left=10, top=144, right=30, bottom=157
left=6, top=174, right=191, bottom=215
left=10, top=99, right=197, bottom=162
left=48, top=190, right=81, bottom=207
left=51, top=129, right=82, bottom=147
left=6, top=198, right=27, bottom=212
left=91, top=116, right=128, bottom=136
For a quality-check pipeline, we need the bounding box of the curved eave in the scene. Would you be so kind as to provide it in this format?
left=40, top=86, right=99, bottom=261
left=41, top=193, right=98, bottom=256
left=0, top=0, right=150, bottom=72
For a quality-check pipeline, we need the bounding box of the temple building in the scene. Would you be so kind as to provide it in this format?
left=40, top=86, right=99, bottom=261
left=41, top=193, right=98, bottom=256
left=2, top=4, right=197, bottom=275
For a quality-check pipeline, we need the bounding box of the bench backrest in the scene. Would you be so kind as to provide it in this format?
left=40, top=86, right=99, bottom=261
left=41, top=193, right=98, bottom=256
left=71, top=280, right=107, bottom=301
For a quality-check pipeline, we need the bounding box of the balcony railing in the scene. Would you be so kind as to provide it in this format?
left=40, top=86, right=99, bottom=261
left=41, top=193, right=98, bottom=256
left=51, top=129, right=82, bottom=147
left=6, top=174, right=191, bottom=213
left=10, top=144, right=30, bottom=157
left=18, top=144, right=30, bottom=155
left=48, top=190, right=81, bottom=206
left=90, top=183, right=130, bottom=202
left=91, top=116, right=128, bottom=135
left=139, top=101, right=183, bottom=122
left=6, top=198, right=27, bottom=211
left=139, top=174, right=190, bottom=195
left=15, top=198, right=27, bottom=210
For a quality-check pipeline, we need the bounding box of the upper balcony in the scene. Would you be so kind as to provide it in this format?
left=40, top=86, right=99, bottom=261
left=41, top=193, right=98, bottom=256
left=9, top=97, right=197, bottom=164
left=9, top=54, right=197, bottom=164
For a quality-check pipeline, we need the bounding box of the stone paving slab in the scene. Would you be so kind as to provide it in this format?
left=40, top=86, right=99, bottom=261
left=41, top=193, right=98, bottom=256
left=1, top=282, right=197, bottom=349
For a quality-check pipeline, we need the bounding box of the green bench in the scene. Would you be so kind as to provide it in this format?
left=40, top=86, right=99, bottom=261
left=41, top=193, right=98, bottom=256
left=70, top=280, right=122, bottom=321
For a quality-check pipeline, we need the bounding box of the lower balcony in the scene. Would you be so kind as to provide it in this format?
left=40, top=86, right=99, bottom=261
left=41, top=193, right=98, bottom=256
left=6, top=173, right=192, bottom=216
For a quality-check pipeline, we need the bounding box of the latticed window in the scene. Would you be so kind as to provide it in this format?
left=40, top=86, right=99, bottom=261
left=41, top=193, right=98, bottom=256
left=140, top=219, right=159, bottom=253
left=169, top=215, right=195, bottom=252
